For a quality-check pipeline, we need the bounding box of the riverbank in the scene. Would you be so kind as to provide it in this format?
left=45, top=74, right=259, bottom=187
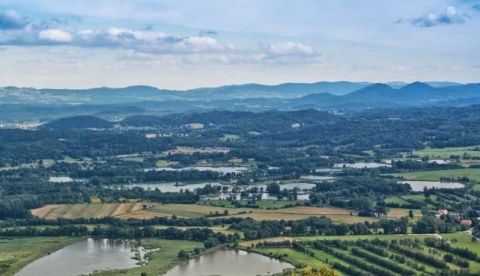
left=0, top=236, right=85, bottom=276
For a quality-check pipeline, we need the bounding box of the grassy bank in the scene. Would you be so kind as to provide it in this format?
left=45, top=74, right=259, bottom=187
left=0, top=236, right=85, bottom=276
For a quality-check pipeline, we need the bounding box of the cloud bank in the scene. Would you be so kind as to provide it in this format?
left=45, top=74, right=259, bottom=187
left=0, top=9, right=320, bottom=65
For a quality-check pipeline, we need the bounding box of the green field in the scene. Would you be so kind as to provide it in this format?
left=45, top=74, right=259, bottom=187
left=244, top=233, right=480, bottom=275
left=220, top=134, right=241, bottom=141
left=389, top=168, right=480, bottom=182
left=412, top=145, right=480, bottom=159
left=0, top=236, right=85, bottom=276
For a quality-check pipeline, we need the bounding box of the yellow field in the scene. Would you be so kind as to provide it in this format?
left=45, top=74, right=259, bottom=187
left=31, top=203, right=387, bottom=224
left=31, top=203, right=144, bottom=219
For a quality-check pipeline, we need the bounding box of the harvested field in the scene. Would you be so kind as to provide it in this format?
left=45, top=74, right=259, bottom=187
left=31, top=204, right=65, bottom=218
left=32, top=203, right=384, bottom=223
left=32, top=203, right=144, bottom=219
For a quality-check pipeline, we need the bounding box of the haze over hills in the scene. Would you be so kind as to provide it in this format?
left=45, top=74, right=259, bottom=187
left=0, top=81, right=479, bottom=123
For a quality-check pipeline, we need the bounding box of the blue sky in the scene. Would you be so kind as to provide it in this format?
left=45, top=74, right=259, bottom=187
left=0, top=0, right=478, bottom=89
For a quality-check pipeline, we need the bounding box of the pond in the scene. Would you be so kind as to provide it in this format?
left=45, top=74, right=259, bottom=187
left=49, top=176, right=74, bottom=183
left=300, top=175, right=335, bottom=181
left=144, top=166, right=248, bottom=174
left=315, top=168, right=342, bottom=173
left=15, top=238, right=140, bottom=276
left=164, top=248, right=293, bottom=276
left=334, top=162, right=391, bottom=168
left=400, top=181, right=465, bottom=192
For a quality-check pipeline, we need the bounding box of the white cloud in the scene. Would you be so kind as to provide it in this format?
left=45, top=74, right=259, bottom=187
left=256, top=42, right=321, bottom=64
left=411, top=6, right=468, bottom=27
left=260, top=42, right=314, bottom=56
left=39, top=29, right=73, bottom=43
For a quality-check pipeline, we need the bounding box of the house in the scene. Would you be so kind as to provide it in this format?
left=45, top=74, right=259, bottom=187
left=460, top=220, right=472, bottom=226
left=437, top=209, right=448, bottom=216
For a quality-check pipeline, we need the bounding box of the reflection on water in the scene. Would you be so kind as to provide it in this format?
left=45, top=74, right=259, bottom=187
left=15, top=238, right=139, bottom=276
left=164, top=248, right=293, bottom=276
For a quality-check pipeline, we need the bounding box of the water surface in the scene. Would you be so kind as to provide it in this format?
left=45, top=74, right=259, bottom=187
left=164, top=248, right=293, bottom=276
left=145, top=166, right=248, bottom=173
left=49, top=176, right=74, bottom=183
left=400, top=181, right=464, bottom=192
left=15, top=238, right=139, bottom=276
left=334, top=162, right=391, bottom=168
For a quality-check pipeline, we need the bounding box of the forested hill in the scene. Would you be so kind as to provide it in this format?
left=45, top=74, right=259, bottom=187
left=1, top=81, right=480, bottom=123
left=42, top=116, right=114, bottom=129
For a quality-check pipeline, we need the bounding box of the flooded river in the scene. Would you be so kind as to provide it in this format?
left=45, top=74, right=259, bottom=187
left=164, top=248, right=293, bottom=276
left=15, top=238, right=139, bottom=276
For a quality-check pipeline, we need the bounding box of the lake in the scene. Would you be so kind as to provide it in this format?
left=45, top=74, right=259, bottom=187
left=400, top=181, right=465, bottom=191
left=15, top=238, right=140, bottom=276
left=164, top=248, right=293, bottom=276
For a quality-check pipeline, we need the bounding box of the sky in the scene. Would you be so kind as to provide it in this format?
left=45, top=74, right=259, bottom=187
left=0, top=0, right=479, bottom=89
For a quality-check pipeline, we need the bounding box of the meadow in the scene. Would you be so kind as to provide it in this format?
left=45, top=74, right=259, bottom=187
left=389, top=168, right=480, bottom=182
left=411, top=145, right=480, bottom=159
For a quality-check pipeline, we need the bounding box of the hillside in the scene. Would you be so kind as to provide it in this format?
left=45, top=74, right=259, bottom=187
left=42, top=116, right=114, bottom=129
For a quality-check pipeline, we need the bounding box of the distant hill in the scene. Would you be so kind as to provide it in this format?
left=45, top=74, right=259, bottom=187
left=42, top=116, right=114, bottom=129
left=1, top=81, right=479, bottom=123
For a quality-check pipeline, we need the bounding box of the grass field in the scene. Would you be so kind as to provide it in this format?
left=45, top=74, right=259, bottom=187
left=31, top=203, right=383, bottom=223
left=0, top=237, right=85, bottom=276
left=384, top=196, right=410, bottom=205
left=220, top=134, right=241, bottom=141
left=412, top=145, right=480, bottom=159
left=389, top=168, right=480, bottom=182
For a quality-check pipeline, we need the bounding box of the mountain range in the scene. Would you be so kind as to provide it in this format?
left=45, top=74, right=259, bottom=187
left=0, top=81, right=478, bottom=122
